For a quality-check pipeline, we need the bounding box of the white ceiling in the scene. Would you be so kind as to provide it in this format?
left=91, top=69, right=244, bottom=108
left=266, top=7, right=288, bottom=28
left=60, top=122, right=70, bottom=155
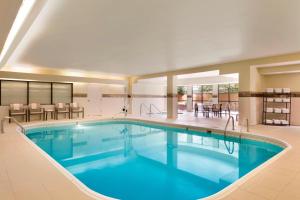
left=5, top=0, right=300, bottom=76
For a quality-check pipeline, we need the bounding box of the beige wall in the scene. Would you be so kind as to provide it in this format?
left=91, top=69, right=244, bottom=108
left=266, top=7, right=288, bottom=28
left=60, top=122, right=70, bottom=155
left=73, top=83, right=126, bottom=117
left=264, top=73, right=300, bottom=90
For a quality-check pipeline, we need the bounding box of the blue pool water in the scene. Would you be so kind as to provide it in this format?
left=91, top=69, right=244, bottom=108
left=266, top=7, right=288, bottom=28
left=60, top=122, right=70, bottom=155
left=26, top=120, right=283, bottom=200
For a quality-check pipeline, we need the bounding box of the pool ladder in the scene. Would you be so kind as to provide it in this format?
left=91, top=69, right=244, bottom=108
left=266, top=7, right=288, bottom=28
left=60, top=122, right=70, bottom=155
left=224, top=115, right=235, bottom=137
left=140, top=103, right=151, bottom=116
left=224, top=116, right=249, bottom=135
left=224, top=116, right=237, bottom=154
left=1, top=116, right=25, bottom=134
left=150, top=104, right=162, bottom=114
left=240, top=118, right=249, bottom=132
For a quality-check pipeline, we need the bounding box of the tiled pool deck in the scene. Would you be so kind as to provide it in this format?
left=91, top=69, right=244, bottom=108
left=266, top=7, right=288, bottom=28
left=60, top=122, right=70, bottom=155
left=1, top=115, right=300, bottom=200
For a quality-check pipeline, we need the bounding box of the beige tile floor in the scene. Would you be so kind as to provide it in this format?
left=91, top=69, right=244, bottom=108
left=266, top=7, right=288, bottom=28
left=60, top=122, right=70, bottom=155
left=0, top=115, right=300, bottom=200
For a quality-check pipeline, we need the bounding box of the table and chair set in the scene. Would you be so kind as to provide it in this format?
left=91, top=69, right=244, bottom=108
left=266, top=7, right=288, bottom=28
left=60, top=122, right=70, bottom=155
left=198, top=103, right=234, bottom=118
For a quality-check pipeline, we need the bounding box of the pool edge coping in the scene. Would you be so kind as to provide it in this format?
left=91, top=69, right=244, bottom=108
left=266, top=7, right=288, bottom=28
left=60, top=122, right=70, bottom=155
left=20, top=117, right=291, bottom=200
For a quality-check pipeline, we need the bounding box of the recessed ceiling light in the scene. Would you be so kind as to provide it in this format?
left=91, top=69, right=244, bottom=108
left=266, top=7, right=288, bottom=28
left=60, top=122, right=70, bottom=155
left=176, top=70, right=220, bottom=79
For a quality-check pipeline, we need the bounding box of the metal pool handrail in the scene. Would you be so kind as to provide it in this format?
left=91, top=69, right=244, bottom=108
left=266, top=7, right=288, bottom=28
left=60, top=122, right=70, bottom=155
left=224, top=140, right=235, bottom=154
left=240, top=118, right=249, bottom=132
left=1, top=116, right=25, bottom=134
left=140, top=103, right=151, bottom=116
left=150, top=104, right=162, bottom=114
left=224, top=115, right=235, bottom=137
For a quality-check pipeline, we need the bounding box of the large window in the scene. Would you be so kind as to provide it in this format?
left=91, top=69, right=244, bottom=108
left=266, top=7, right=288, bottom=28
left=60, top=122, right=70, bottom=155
left=218, top=84, right=230, bottom=103
left=1, top=81, right=27, bottom=105
left=218, top=83, right=239, bottom=111
left=192, top=85, right=213, bottom=105
left=229, top=83, right=239, bottom=111
left=52, top=83, right=72, bottom=104
left=177, top=86, right=187, bottom=111
left=192, top=84, right=239, bottom=112
left=29, top=82, right=51, bottom=104
left=202, top=85, right=213, bottom=102
left=0, top=80, right=73, bottom=105
left=192, top=86, right=202, bottom=103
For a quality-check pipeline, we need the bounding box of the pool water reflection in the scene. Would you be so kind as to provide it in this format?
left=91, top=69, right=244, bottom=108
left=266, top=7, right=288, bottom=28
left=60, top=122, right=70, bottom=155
left=26, top=121, right=283, bottom=200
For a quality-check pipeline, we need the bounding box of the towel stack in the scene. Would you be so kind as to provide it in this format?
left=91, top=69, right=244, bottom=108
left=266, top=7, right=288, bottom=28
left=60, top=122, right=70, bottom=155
left=274, top=108, right=282, bottom=113
left=265, top=119, right=289, bottom=125
left=265, top=88, right=291, bottom=93
left=267, top=97, right=290, bottom=103
left=283, top=88, right=291, bottom=93
left=273, top=119, right=281, bottom=125
left=282, top=108, right=289, bottom=113
left=274, top=98, right=282, bottom=102
left=282, top=98, right=290, bottom=103
left=274, top=88, right=283, bottom=93
left=264, top=87, right=291, bottom=126
left=266, top=119, right=273, bottom=124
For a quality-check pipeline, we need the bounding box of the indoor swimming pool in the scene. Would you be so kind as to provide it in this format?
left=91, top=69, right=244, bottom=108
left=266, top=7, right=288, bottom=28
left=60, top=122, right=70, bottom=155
left=25, top=120, right=283, bottom=200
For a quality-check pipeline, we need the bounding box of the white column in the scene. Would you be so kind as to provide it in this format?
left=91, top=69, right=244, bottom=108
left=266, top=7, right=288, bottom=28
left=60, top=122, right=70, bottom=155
left=167, top=75, right=178, bottom=119
left=186, top=86, right=193, bottom=112
left=239, top=97, right=261, bottom=126
left=126, top=78, right=133, bottom=114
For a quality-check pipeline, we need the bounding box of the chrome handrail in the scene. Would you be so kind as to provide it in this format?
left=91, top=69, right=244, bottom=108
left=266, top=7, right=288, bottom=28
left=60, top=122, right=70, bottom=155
left=240, top=118, right=249, bottom=132
left=224, top=115, right=235, bottom=137
left=224, top=140, right=235, bottom=154
left=1, top=116, right=25, bottom=134
left=150, top=104, right=162, bottom=114
left=223, top=116, right=238, bottom=154
left=139, top=103, right=151, bottom=116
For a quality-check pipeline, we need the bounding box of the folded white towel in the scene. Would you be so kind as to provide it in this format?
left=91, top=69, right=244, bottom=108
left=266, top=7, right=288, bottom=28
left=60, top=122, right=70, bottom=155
left=266, top=88, right=274, bottom=93
left=266, top=108, right=273, bottom=113
left=282, top=98, right=290, bottom=103
left=281, top=120, right=289, bottom=125
left=274, top=98, right=282, bottom=103
left=282, top=108, right=289, bottom=113
left=274, top=88, right=283, bottom=93
left=282, top=88, right=291, bottom=93
left=274, top=108, right=282, bottom=113
left=266, top=119, right=273, bottom=124
left=267, top=98, right=274, bottom=102
left=274, top=119, right=281, bottom=124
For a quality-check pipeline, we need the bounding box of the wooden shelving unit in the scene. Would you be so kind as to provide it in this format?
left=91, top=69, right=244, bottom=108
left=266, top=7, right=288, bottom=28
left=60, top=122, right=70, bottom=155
left=262, top=92, right=292, bottom=126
